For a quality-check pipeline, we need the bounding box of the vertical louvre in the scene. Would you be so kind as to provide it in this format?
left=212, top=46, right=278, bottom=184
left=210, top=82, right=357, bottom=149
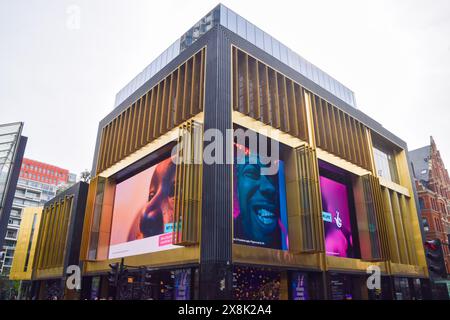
left=380, top=187, right=401, bottom=263
left=268, top=68, right=280, bottom=128
left=34, top=195, right=74, bottom=270
left=116, top=113, right=125, bottom=159
left=389, top=190, right=410, bottom=264
left=277, top=75, right=289, bottom=132
left=153, top=82, right=163, bottom=139
left=160, top=76, right=171, bottom=136
left=286, top=145, right=324, bottom=253
left=43, top=204, right=56, bottom=267
left=369, top=175, right=390, bottom=261
left=346, top=115, right=357, bottom=164
left=231, top=47, right=309, bottom=142
left=96, top=48, right=206, bottom=174
left=286, top=79, right=298, bottom=136
left=183, top=58, right=193, bottom=119
left=361, top=174, right=385, bottom=261
left=248, top=55, right=260, bottom=119
left=258, top=62, right=270, bottom=124
left=58, top=196, right=73, bottom=266
left=353, top=119, right=364, bottom=167
left=35, top=206, right=50, bottom=269
left=173, top=120, right=203, bottom=245
left=399, top=195, right=418, bottom=265
left=327, top=103, right=338, bottom=155
left=140, top=92, right=150, bottom=147
left=135, top=96, right=144, bottom=148
left=309, top=91, right=372, bottom=171
left=51, top=201, right=63, bottom=267
left=80, top=177, right=98, bottom=260
left=198, top=48, right=205, bottom=115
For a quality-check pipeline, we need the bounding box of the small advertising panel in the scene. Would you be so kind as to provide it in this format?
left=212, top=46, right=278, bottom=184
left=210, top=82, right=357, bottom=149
left=109, top=157, right=179, bottom=259
left=290, top=272, right=309, bottom=300
left=174, top=269, right=191, bottom=300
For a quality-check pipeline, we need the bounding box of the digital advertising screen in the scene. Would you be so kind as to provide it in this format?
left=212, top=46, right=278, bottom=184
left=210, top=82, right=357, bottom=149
left=109, top=156, right=179, bottom=259
left=290, top=272, right=309, bottom=300
left=233, top=145, right=289, bottom=250
left=319, top=175, right=354, bottom=258
left=174, top=269, right=191, bottom=300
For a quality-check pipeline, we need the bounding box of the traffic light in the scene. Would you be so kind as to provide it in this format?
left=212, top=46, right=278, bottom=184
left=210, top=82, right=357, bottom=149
left=108, top=262, right=120, bottom=287
left=424, top=239, right=447, bottom=279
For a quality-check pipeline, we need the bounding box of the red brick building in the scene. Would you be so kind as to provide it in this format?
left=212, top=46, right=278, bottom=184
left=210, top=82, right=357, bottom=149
left=410, top=137, right=450, bottom=275
left=19, top=158, right=69, bottom=186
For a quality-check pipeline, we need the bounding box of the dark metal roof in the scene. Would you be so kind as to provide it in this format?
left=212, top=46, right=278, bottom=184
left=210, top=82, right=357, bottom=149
left=409, top=145, right=431, bottom=183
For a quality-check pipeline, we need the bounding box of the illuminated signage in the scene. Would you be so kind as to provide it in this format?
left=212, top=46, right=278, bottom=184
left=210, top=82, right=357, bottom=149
left=319, top=175, right=354, bottom=258
left=109, top=157, right=179, bottom=259
left=233, top=146, right=288, bottom=250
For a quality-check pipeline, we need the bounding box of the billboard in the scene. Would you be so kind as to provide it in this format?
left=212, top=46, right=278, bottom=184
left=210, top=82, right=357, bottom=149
left=109, top=157, right=179, bottom=259
left=319, top=176, right=354, bottom=258
left=233, top=146, right=288, bottom=250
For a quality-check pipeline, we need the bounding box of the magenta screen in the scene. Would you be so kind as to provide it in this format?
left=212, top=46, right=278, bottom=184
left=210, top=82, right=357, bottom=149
left=319, top=176, right=354, bottom=258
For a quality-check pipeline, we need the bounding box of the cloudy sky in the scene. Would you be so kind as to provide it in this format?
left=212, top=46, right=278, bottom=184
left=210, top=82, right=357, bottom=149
left=1, top=0, right=449, bottom=176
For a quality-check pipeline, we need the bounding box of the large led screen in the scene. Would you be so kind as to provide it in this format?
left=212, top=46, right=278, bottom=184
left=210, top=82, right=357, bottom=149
left=233, top=146, right=289, bottom=250
left=319, top=176, right=354, bottom=258
left=109, top=157, right=179, bottom=259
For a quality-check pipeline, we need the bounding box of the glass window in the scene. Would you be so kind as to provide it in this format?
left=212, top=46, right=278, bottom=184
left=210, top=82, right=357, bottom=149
left=419, top=198, right=425, bottom=210
left=220, top=4, right=227, bottom=27
left=312, top=65, right=319, bottom=83
left=272, top=39, right=280, bottom=60
left=280, top=44, right=288, bottom=65
left=255, top=27, right=264, bottom=49
left=422, top=217, right=429, bottom=232
left=263, top=32, right=272, bottom=54
left=227, top=9, right=237, bottom=33
left=373, top=146, right=399, bottom=183
left=373, top=147, right=392, bottom=181
left=246, top=21, right=255, bottom=44
left=237, top=15, right=246, bottom=39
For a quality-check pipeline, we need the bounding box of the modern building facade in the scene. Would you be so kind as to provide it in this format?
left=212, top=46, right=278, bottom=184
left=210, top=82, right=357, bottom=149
left=8, top=206, right=43, bottom=299
left=0, top=158, right=73, bottom=277
left=19, top=158, right=70, bottom=186
left=410, top=137, right=450, bottom=298
left=28, top=182, right=88, bottom=300
left=78, top=4, right=428, bottom=300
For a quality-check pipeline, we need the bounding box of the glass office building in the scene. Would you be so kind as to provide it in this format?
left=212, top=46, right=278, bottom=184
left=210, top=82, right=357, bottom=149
left=0, top=122, right=27, bottom=253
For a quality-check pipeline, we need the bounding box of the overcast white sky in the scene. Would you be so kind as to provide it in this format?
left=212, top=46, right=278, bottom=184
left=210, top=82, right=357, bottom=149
left=1, top=0, right=449, bottom=176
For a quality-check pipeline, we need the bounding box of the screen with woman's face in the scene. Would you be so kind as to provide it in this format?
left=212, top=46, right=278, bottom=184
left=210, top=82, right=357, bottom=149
left=109, top=156, right=179, bottom=259
left=233, top=148, right=289, bottom=250
left=319, top=176, right=354, bottom=258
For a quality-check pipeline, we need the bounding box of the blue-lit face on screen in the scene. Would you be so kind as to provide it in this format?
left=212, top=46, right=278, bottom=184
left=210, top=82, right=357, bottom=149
left=233, top=151, right=288, bottom=250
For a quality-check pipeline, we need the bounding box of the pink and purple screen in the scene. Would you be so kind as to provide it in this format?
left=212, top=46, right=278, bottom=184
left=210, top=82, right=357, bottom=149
left=319, top=176, right=354, bottom=258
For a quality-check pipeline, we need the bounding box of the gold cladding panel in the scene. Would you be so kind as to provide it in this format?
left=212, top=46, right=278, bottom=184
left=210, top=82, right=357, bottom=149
left=83, top=246, right=200, bottom=275
left=97, top=48, right=206, bottom=174
left=9, top=207, right=43, bottom=281
left=233, top=244, right=322, bottom=270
